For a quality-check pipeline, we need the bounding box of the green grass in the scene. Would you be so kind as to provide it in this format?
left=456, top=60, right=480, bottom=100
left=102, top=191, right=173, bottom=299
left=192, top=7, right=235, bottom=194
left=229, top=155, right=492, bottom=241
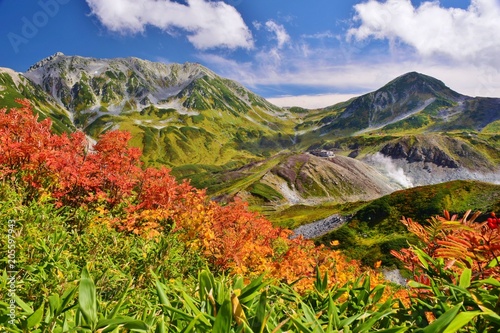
left=204, top=154, right=287, bottom=196
left=481, top=120, right=500, bottom=134
left=247, top=182, right=284, bottom=202
left=381, top=113, right=431, bottom=133
left=80, top=100, right=296, bottom=168
left=316, top=180, right=500, bottom=267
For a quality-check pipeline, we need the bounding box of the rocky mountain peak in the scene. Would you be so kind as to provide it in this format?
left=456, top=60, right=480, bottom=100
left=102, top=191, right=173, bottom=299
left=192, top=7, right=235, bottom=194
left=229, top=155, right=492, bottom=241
left=13, top=54, right=288, bottom=167
left=26, top=51, right=65, bottom=72
left=318, top=71, right=469, bottom=134
left=381, top=71, right=464, bottom=100
left=22, top=54, right=236, bottom=115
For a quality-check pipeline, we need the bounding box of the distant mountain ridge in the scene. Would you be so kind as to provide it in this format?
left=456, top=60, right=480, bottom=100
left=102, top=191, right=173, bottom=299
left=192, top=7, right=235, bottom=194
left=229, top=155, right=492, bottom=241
left=19, top=52, right=294, bottom=167
left=24, top=52, right=285, bottom=125
left=308, top=71, right=500, bottom=136
left=1, top=54, right=499, bottom=211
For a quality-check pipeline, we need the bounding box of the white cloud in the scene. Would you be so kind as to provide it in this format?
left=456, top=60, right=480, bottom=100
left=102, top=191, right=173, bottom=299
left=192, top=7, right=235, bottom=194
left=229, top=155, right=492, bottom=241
left=197, top=0, right=500, bottom=107
left=202, top=50, right=500, bottom=106
left=301, top=31, right=336, bottom=39
left=85, top=0, right=253, bottom=50
left=265, top=20, right=290, bottom=49
left=252, top=21, right=262, bottom=30
left=266, top=93, right=360, bottom=109
left=348, top=0, right=500, bottom=67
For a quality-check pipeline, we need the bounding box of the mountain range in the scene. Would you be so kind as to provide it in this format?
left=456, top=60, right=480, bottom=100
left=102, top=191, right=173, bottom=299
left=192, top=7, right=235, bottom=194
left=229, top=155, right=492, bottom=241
left=1, top=53, right=499, bottom=223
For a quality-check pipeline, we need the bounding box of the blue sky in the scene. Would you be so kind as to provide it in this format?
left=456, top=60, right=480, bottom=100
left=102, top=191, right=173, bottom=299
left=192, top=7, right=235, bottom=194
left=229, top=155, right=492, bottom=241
left=1, top=0, right=499, bottom=108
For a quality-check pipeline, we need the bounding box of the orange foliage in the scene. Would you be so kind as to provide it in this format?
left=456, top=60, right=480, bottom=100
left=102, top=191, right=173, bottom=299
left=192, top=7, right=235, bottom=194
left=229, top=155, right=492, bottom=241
left=392, top=210, right=500, bottom=282
left=0, top=100, right=143, bottom=207
left=0, top=100, right=383, bottom=292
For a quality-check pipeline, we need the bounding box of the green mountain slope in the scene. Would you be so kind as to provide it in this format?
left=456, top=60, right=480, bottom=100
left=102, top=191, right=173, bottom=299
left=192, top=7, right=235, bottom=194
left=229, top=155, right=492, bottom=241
left=0, top=67, right=74, bottom=133
left=300, top=72, right=500, bottom=139
left=1, top=55, right=499, bottom=213
left=22, top=53, right=295, bottom=166
left=316, top=180, right=500, bottom=266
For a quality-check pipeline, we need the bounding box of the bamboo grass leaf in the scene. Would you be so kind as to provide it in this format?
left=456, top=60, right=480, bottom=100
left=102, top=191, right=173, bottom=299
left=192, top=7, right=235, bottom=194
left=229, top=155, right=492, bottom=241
left=13, top=294, right=33, bottom=314
left=79, top=267, right=98, bottom=329
left=251, top=288, right=267, bottom=332
left=26, top=302, right=44, bottom=329
left=109, top=278, right=133, bottom=319
left=421, top=303, right=462, bottom=333
left=458, top=268, right=471, bottom=289
left=442, top=311, right=482, bottom=333
left=213, top=299, right=232, bottom=333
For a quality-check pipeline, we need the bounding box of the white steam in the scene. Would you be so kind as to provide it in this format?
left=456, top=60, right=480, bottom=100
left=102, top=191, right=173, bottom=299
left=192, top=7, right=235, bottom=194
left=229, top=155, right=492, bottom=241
left=367, top=152, right=413, bottom=188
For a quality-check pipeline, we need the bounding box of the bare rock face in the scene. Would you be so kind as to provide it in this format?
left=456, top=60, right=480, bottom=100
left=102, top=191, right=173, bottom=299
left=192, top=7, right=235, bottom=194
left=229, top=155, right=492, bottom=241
left=265, top=153, right=399, bottom=205
left=380, top=140, right=459, bottom=168
left=379, top=135, right=494, bottom=169
left=364, top=134, right=500, bottom=187
left=292, top=214, right=347, bottom=239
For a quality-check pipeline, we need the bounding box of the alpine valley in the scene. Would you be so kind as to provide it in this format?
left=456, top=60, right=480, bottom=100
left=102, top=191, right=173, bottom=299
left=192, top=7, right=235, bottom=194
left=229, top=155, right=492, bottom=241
left=1, top=53, right=500, bottom=264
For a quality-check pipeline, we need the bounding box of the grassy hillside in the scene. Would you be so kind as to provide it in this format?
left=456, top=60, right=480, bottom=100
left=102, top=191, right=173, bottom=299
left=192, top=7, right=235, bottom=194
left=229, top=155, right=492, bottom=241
left=316, top=180, right=500, bottom=267
left=21, top=54, right=297, bottom=167
left=0, top=70, right=74, bottom=134
left=1, top=89, right=500, bottom=333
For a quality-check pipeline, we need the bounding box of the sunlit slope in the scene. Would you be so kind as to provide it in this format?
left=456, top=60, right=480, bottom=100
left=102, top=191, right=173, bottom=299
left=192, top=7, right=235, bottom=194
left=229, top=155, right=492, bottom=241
left=297, top=72, right=500, bottom=139
left=23, top=53, right=295, bottom=166
left=0, top=67, right=74, bottom=133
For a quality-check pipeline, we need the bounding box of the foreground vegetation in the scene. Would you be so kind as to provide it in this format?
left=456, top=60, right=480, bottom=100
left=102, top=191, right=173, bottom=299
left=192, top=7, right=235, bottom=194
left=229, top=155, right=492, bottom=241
left=317, top=180, right=500, bottom=267
left=1, top=101, right=499, bottom=332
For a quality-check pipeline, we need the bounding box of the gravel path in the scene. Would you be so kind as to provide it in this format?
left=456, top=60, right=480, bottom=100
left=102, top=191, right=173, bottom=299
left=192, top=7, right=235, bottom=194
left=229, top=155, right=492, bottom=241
left=291, top=214, right=347, bottom=239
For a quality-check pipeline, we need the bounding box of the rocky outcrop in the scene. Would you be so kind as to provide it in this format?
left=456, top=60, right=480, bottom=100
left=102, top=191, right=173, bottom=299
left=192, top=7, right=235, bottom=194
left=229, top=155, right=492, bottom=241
left=264, top=153, right=399, bottom=205
left=309, top=149, right=335, bottom=158
left=379, top=135, right=495, bottom=170
left=381, top=141, right=459, bottom=168
left=364, top=134, right=500, bottom=187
